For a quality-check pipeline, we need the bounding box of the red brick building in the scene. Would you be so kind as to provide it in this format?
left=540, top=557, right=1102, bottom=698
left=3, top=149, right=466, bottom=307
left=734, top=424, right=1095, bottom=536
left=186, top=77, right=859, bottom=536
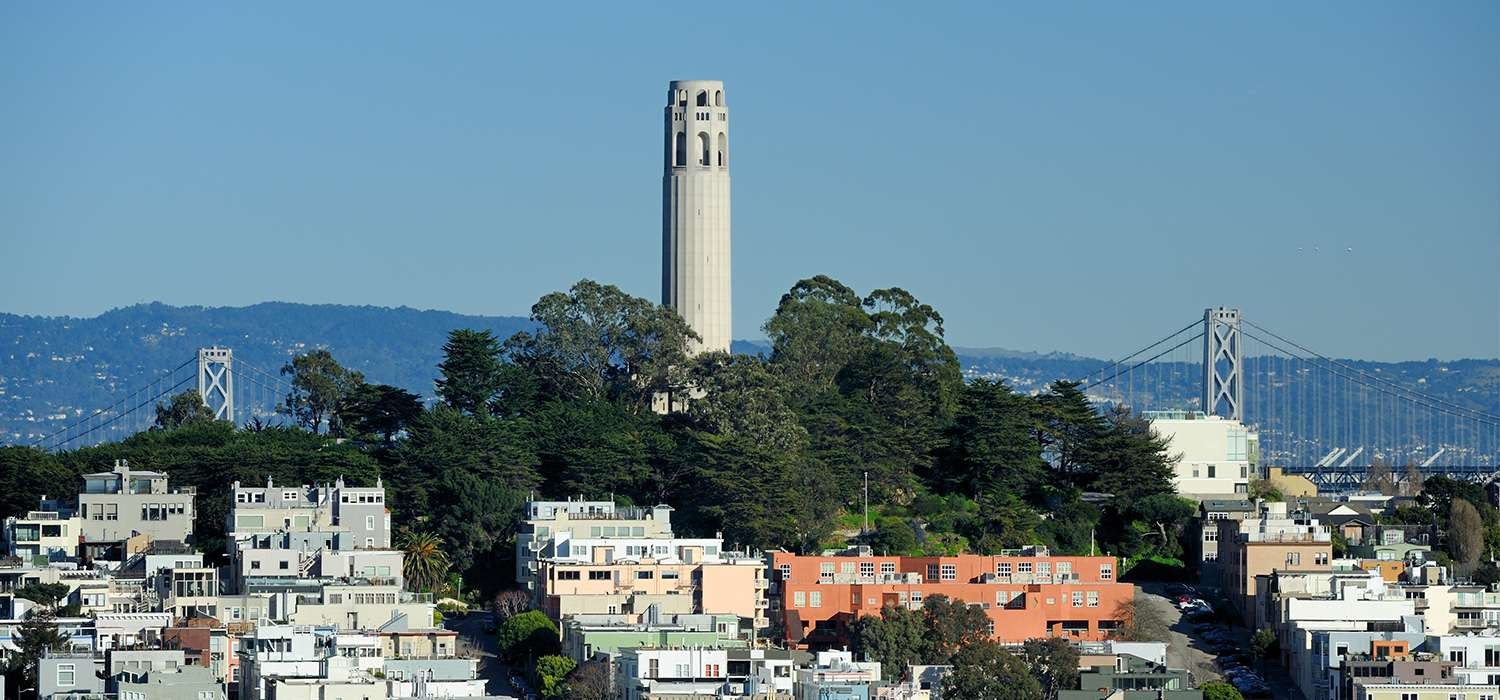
left=769, top=547, right=1132, bottom=647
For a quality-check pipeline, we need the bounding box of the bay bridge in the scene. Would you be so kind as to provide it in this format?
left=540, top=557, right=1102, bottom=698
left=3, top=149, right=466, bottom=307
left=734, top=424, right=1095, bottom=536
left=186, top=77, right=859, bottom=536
left=1074, top=308, right=1498, bottom=491
left=17, top=308, right=1500, bottom=493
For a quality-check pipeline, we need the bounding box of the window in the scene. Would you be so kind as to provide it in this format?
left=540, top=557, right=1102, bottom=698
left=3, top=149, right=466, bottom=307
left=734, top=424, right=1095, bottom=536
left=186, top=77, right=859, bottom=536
left=57, top=663, right=75, bottom=686
left=841, top=563, right=856, bottom=574
left=705, top=663, right=721, bottom=677
left=1316, top=552, right=1329, bottom=565
left=636, top=571, right=654, bottom=580
left=997, top=562, right=1012, bottom=577
left=696, top=90, right=708, bottom=107
left=860, top=562, right=875, bottom=576
left=1018, top=562, right=1033, bottom=574
left=941, top=564, right=957, bottom=581
left=649, top=658, right=659, bottom=678
left=698, top=132, right=711, bottom=166
left=880, top=562, right=895, bottom=574
left=1204, top=529, right=1218, bottom=542
left=716, top=132, right=727, bottom=167
left=1100, top=564, right=1113, bottom=580
left=1037, top=562, right=1051, bottom=577
left=674, top=132, right=686, bottom=167
left=279, top=561, right=289, bottom=570
left=779, top=564, right=791, bottom=580
left=810, top=591, right=822, bottom=608
left=910, top=591, right=923, bottom=606
left=251, top=561, right=261, bottom=570
left=1207, top=465, right=1217, bottom=478
left=556, top=570, right=581, bottom=580
left=587, top=570, right=611, bottom=581
left=1088, top=591, right=1099, bottom=608
left=1072, top=592, right=1084, bottom=608
left=1286, top=552, right=1301, bottom=566
left=820, top=563, right=835, bottom=576
left=793, top=591, right=805, bottom=608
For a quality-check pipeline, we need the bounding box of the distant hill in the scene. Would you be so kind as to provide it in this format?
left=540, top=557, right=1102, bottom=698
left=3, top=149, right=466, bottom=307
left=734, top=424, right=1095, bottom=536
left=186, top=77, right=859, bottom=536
left=0, top=303, right=530, bottom=443
left=2, top=303, right=1496, bottom=451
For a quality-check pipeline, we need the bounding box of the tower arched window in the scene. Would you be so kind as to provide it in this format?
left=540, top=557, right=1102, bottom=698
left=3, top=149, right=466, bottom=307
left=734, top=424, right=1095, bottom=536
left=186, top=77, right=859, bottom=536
left=677, top=90, right=687, bottom=107
left=696, top=90, right=708, bottom=107
left=674, top=131, right=686, bottom=167
left=716, top=132, right=727, bottom=167
left=698, top=132, right=711, bottom=166
left=714, top=90, right=723, bottom=107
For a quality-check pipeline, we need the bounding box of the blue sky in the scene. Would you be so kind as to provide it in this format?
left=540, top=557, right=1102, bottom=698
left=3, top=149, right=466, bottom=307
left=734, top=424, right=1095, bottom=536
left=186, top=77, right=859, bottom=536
left=1, top=3, right=1496, bottom=361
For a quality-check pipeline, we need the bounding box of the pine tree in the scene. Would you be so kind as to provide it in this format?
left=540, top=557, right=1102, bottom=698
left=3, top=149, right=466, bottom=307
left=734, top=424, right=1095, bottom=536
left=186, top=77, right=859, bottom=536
left=435, top=329, right=504, bottom=415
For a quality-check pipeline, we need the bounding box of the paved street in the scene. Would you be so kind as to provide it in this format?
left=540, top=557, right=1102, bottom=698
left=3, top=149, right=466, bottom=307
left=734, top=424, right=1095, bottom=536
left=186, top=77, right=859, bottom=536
left=448, top=611, right=527, bottom=699
left=1136, top=583, right=1304, bottom=700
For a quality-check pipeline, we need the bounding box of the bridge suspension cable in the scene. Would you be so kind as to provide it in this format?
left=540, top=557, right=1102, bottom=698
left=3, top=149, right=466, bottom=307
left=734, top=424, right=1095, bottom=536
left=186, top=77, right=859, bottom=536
left=29, top=368, right=196, bottom=451
left=1082, top=329, right=1204, bottom=394
left=1243, top=318, right=1500, bottom=426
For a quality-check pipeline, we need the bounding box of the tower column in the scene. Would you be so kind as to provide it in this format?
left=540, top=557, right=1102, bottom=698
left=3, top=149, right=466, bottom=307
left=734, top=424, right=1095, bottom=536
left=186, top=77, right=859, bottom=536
left=662, top=80, right=732, bottom=354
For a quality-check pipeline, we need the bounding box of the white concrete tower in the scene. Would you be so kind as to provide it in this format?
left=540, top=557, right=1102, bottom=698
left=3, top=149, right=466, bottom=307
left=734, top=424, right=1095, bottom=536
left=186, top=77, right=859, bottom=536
left=662, top=80, right=731, bottom=354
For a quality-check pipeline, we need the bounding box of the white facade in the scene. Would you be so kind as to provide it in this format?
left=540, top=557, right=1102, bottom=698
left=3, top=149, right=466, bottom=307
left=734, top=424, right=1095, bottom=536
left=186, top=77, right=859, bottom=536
left=617, top=647, right=731, bottom=700
left=1147, top=411, right=1258, bottom=498
left=3, top=499, right=82, bottom=561
left=515, top=501, right=675, bottom=591
left=663, top=80, right=731, bottom=354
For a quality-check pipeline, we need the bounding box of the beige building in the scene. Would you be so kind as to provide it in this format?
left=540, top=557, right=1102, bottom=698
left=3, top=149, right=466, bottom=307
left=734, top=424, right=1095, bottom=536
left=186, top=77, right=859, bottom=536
left=1218, top=501, right=1332, bottom=626
left=79, top=461, right=196, bottom=552
left=539, top=545, right=767, bottom=629
left=515, top=500, right=675, bottom=592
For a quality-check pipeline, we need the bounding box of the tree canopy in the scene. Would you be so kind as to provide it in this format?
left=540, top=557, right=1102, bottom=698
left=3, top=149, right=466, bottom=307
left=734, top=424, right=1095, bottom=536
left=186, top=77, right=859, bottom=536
left=0, top=274, right=1186, bottom=597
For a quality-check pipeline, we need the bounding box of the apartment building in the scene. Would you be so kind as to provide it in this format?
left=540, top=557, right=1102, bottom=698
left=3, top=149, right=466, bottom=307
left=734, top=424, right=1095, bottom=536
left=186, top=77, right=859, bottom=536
left=1353, top=683, right=1500, bottom=700
left=3, top=496, right=82, bottom=561
left=515, top=499, right=675, bottom=591
left=537, top=543, right=766, bottom=628
left=769, top=547, right=1131, bottom=647
left=1336, top=646, right=1456, bottom=700
left=1194, top=499, right=1256, bottom=585
left=78, top=461, right=196, bottom=553
left=562, top=611, right=747, bottom=664
left=1218, top=501, right=1333, bottom=626
left=615, top=646, right=800, bottom=700
left=793, top=649, right=881, bottom=700
left=284, top=582, right=435, bottom=631
left=1145, top=410, right=1258, bottom=498
left=226, top=477, right=392, bottom=591
left=1432, top=634, right=1500, bottom=688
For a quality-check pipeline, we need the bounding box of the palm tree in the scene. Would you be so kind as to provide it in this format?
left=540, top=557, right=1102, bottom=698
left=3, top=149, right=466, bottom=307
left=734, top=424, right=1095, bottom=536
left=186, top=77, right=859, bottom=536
left=399, top=529, right=450, bottom=593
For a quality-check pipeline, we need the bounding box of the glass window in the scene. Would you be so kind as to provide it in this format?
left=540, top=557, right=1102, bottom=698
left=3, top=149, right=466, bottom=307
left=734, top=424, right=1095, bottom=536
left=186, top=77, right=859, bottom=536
left=57, top=664, right=75, bottom=686
left=810, top=592, right=822, bottom=608
left=793, top=591, right=805, bottom=608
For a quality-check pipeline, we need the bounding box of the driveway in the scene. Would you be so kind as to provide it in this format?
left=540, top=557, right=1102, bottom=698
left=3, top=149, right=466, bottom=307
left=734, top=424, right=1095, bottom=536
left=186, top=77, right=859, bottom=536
left=448, top=611, right=525, bottom=698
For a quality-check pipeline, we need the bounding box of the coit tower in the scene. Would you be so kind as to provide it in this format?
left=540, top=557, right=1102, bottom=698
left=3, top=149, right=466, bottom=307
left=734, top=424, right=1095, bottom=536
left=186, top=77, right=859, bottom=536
left=662, top=80, right=731, bottom=354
